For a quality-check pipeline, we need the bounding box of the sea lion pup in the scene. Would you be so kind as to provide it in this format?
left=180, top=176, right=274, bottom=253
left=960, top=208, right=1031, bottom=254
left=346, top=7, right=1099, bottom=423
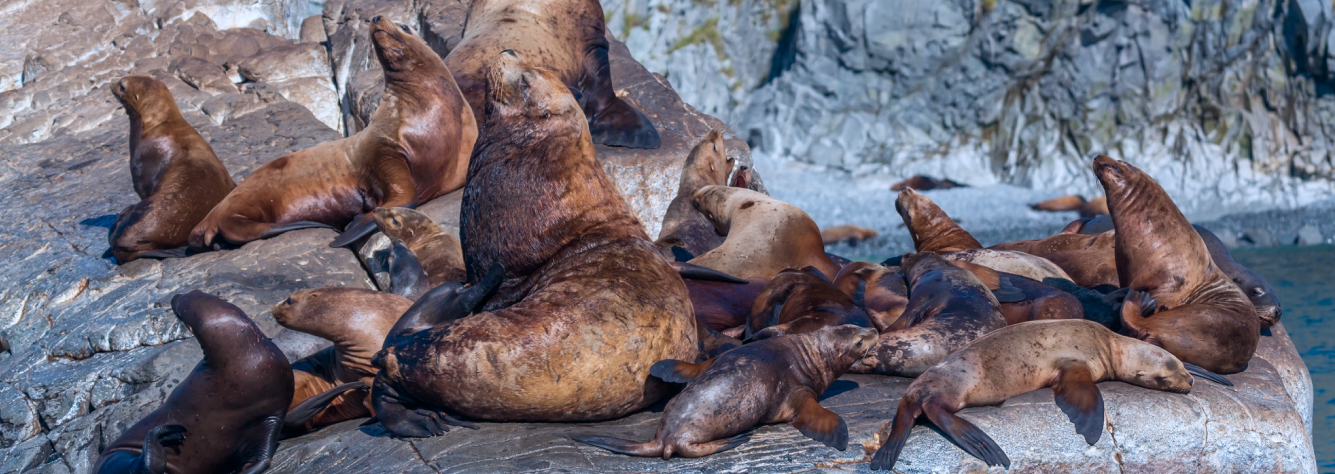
left=949, top=260, right=1084, bottom=325
left=895, top=187, right=981, bottom=253
left=1093, top=155, right=1259, bottom=373
left=745, top=267, right=875, bottom=340
left=445, top=0, right=659, bottom=148
left=688, top=186, right=839, bottom=279
left=373, top=207, right=466, bottom=288
left=821, top=225, right=879, bottom=245
left=655, top=130, right=733, bottom=259
left=106, top=75, right=235, bottom=264
left=190, top=17, right=477, bottom=250
left=93, top=291, right=292, bottom=474
left=832, top=262, right=910, bottom=331
left=575, top=325, right=880, bottom=459
left=868, top=319, right=1197, bottom=471
left=851, top=252, right=1007, bottom=377
left=270, top=288, right=412, bottom=434
left=1031, top=195, right=1110, bottom=217
left=369, top=52, right=697, bottom=436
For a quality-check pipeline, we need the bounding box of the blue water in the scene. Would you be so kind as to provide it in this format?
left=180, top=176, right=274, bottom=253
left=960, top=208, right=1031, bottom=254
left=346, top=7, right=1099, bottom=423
left=1233, top=245, right=1335, bottom=470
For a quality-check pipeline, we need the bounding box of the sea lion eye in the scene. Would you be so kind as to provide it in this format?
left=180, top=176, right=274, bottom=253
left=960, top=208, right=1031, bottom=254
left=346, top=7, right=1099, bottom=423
left=392, top=217, right=401, bottom=227
left=400, top=24, right=411, bottom=33
left=1232, top=278, right=1242, bottom=283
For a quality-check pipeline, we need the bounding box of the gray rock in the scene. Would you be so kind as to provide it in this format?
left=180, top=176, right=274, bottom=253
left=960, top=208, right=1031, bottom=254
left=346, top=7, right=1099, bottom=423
left=1297, top=225, right=1325, bottom=245
left=1243, top=227, right=1278, bottom=247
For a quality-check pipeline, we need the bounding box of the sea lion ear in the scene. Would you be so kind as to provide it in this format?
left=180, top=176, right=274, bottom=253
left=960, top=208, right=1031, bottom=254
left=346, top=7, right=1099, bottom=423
left=790, top=395, right=849, bottom=450
left=1052, top=360, right=1105, bottom=445
left=649, top=358, right=714, bottom=384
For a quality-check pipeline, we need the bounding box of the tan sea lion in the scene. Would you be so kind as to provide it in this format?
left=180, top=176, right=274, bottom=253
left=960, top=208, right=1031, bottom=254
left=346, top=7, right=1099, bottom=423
left=851, top=252, right=1007, bottom=377
left=106, top=75, right=235, bottom=264
left=1093, top=155, right=1258, bottom=373
left=445, top=0, right=659, bottom=148
left=655, top=130, right=733, bottom=259
left=373, top=207, right=466, bottom=287
left=92, top=291, right=292, bottom=474
left=575, top=325, right=880, bottom=458
left=869, top=319, right=1202, bottom=471
left=895, top=187, right=981, bottom=253
left=1031, top=195, right=1109, bottom=217
left=190, top=17, right=477, bottom=249
left=745, top=267, right=875, bottom=340
left=688, top=186, right=838, bottom=279
left=989, top=231, right=1120, bottom=288
left=832, top=262, right=909, bottom=331
left=938, top=249, right=1074, bottom=283
left=949, top=260, right=1084, bottom=324
left=369, top=52, right=696, bottom=436
left=821, top=225, right=879, bottom=245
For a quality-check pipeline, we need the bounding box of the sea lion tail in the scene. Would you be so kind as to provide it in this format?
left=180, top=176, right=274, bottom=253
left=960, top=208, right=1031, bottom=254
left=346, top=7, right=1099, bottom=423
left=572, top=435, right=665, bottom=457
left=870, top=399, right=920, bottom=471
left=283, top=381, right=369, bottom=432
left=1183, top=362, right=1235, bottom=387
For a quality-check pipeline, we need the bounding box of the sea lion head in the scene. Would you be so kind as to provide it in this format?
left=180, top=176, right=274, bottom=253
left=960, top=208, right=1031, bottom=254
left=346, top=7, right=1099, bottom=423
left=684, top=130, right=732, bottom=186
left=112, top=75, right=176, bottom=122
left=899, top=252, right=951, bottom=282
left=812, top=324, right=880, bottom=369
left=689, top=185, right=764, bottom=237
left=1091, top=155, right=1149, bottom=206
left=171, top=291, right=262, bottom=357
left=484, top=50, right=582, bottom=125
left=1111, top=337, right=1194, bottom=394
left=373, top=207, right=437, bottom=243
left=370, top=16, right=441, bottom=78
left=895, top=188, right=951, bottom=248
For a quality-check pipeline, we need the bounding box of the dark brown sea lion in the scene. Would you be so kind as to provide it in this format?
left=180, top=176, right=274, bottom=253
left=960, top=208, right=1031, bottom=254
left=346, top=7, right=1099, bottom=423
left=895, top=188, right=981, bottom=253
left=949, top=260, right=1084, bottom=325
left=1031, top=195, right=1109, bottom=217
left=688, top=186, right=839, bottom=279
left=1093, top=155, right=1258, bottom=373
left=851, top=252, right=1007, bottom=377
left=369, top=52, right=696, bottom=436
left=684, top=276, right=770, bottom=334
left=655, top=130, right=733, bottom=259
left=92, top=291, right=292, bottom=474
left=869, top=319, right=1199, bottom=471
left=106, top=75, right=235, bottom=264
left=373, top=207, right=466, bottom=287
left=575, top=325, right=880, bottom=458
left=821, top=225, right=879, bottom=245
left=445, top=0, right=659, bottom=148
left=745, top=267, right=875, bottom=340
left=890, top=175, right=964, bottom=191
left=271, top=288, right=412, bottom=434
left=190, top=17, right=476, bottom=249
left=832, top=262, right=909, bottom=331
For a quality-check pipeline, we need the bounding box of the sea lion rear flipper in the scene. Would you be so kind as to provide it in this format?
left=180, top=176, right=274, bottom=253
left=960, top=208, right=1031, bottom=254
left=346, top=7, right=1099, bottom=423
left=578, top=44, right=660, bottom=149
left=1060, top=218, right=1093, bottom=234
left=789, top=395, right=849, bottom=450
left=670, top=246, right=695, bottom=262
left=391, top=262, right=505, bottom=334
left=330, top=213, right=379, bottom=248
left=649, top=358, right=714, bottom=384
left=992, top=275, right=1026, bottom=303
left=870, top=399, right=922, bottom=471
left=922, top=402, right=1010, bottom=468
left=1052, top=360, right=1105, bottom=445
left=283, top=381, right=369, bottom=431
left=671, top=262, right=747, bottom=284
left=372, top=377, right=475, bottom=438
left=676, top=434, right=750, bottom=457
left=137, top=424, right=187, bottom=474
left=389, top=241, right=430, bottom=300
left=1183, top=362, right=1235, bottom=387
left=571, top=435, right=664, bottom=457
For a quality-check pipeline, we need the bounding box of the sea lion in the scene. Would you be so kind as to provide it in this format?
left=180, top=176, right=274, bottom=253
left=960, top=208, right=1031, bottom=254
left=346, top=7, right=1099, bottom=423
left=92, top=291, right=292, bottom=474
left=868, top=319, right=1199, bottom=471
left=821, top=225, right=879, bottom=245
left=948, top=260, right=1084, bottom=325
left=271, top=288, right=412, bottom=433
left=373, top=207, right=466, bottom=288
left=688, top=186, right=838, bottom=279
left=851, top=252, right=1007, bottom=377
left=106, top=75, right=235, bottom=263
left=832, top=262, right=910, bottom=331
left=938, top=249, right=1074, bottom=283
left=190, top=17, right=477, bottom=249
left=369, top=52, right=696, bottom=436
left=445, top=0, right=660, bottom=148
left=684, top=276, right=769, bottom=335
left=745, top=267, right=875, bottom=340
left=1031, top=195, right=1109, bottom=217
left=895, top=188, right=981, bottom=253
left=575, top=325, right=880, bottom=458
left=655, top=130, right=733, bottom=258
left=989, top=231, right=1120, bottom=289
left=1093, top=155, right=1259, bottom=373
left=891, top=175, right=964, bottom=191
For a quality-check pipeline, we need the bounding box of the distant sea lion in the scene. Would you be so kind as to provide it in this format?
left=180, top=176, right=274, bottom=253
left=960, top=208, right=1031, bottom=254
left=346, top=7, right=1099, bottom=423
left=894, top=188, right=981, bottom=253
left=821, top=225, right=879, bottom=245
left=373, top=207, right=466, bottom=287
left=445, top=0, right=660, bottom=148
left=688, top=186, right=838, bottom=279
left=891, top=175, right=964, bottom=191
left=655, top=130, right=733, bottom=258
left=869, top=319, right=1198, bottom=471
left=948, top=260, right=1084, bottom=325
left=1094, top=156, right=1258, bottom=373
left=851, top=252, right=1007, bottom=377
left=190, top=17, right=476, bottom=249
left=832, top=262, right=909, bottom=331
left=106, top=75, right=235, bottom=263
left=575, top=325, right=880, bottom=458
left=1031, top=195, right=1109, bottom=217
left=271, top=288, right=411, bottom=433
left=93, top=291, right=292, bottom=474
left=745, top=267, right=874, bottom=340
left=369, top=53, right=696, bottom=436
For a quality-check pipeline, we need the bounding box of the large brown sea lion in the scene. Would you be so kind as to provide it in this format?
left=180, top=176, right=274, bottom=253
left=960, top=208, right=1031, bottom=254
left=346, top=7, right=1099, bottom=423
left=851, top=252, right=1007, bottom=377
left=373, top=207, right=466, bottom=288
left=106, top=75, right=235, bottom=263
left=190, top=17, right=476, bottom=249
left=989, top=231, right=1120, bottom=288
left=655, top=130, right=733, bottom=259
left=894, top=188, right=981, bottom=253
left=745, top=267, right=874, bottom=340
left=93, top=291, right=292, bottom=474
left=687, top=186, right=839, bottom=279
left=575, top=325, right=880, bottom=458
left=868, top=319, right=1201, bottom=471
left=1093, top=155, right=1258, bottom=373
left=369, top=52, right=696, bottom=436
left=832, top=262, right=910, bottom=331
left=445, top=0, right=659, bottom=148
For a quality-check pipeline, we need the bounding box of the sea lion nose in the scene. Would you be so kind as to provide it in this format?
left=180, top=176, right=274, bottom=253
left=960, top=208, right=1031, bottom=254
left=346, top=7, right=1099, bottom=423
left=502, top=49, right=517, bottom=57
left=372, top=15, right=383, bottom=23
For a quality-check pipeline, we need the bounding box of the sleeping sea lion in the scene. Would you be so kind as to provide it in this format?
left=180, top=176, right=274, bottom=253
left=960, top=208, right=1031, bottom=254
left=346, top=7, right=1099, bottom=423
left=373, top=207, right=466, bottom=288
left=688, top=186, right=838, bottom=279
left=745, top=267, right=874, bottom=340
left=821, top=225, right=879, bottom=245
left=832, top=262, right=910, bottom=331
left=989, top=231, right=1119, bottom=289
left=948, top=260, right=1084, bottom=324
left=655, top=130, right=733, bottom=258
left=1031, top=195, right=1109, bottom=217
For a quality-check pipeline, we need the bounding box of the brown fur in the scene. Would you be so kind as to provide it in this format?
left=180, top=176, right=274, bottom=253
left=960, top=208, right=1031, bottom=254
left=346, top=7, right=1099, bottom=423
left=895, top=188, right=982, bottom=253
left=1030, top=195, right=1110, bottom=217
left=688, top=186, right=838, bottom=279
left=821, top=225, right=879, bottom=245
left=832, top=262, right=909, bottom=331
left=373, top=207, right=466, bottom=286
left=685, top=277, right=770, bottom=335
left=949, top=260, right=1084, bottom=325
left=656, top=130, right=733, bottom=257
left=990, top=231, right=1119, bottom=288
left=745, top=267, right=875, bottom=340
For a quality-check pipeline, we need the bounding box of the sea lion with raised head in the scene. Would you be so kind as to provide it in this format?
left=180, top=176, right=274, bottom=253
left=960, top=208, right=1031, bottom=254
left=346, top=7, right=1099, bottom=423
left=93, top=291, right=292, bottom=474
left=190, top=17, right=476, bottom=249
left=832, top=262, right=910, bottom=331
left=369, top=52, right=696, bottom=436
left=745, top=267, right=875, bottom=341
left=655, top=130, right=733, bottom=259
left=687, top=186, right=838, bottom=279
left=106, top=75, right=235, bottom=264
left=895, top=188, right=981, bottom=254
left=575, top=325, right=880, bottom=458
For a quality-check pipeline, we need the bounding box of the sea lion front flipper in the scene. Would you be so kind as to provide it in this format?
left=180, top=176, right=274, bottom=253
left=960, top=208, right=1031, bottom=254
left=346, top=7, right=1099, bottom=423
left=1052, top=360, right=1105, bottom=445
left=571, top=435, right=664, bottom=457
left=137, top=424, right=187, bottom=474
left=388, top=241, right=430, bottom=300
left=671, top=262, right=748, bottom=284
left=789, top=394, right=849, bottom=450
left=1183, top=362, right=1235, bottom=387
left=257, top=220, right=338, bottom=240
left=992, top=275, right=1027, bottom=303
left=283, top=381, right=369, bottom=431
left=390, top=262, right=505, bottom=334
left=233, top=416, right=281, bottom=474
left=670, top=246, right=695, bottom=262
left=330, top=213, right=379, bottom=248
left=649, top=358, right=714, bottom=384
left=372, top=377, right=475, bottom=438
left=922, top=402, right=1010, bottom=468
left=1060, top=217, right=1093, bottom=234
